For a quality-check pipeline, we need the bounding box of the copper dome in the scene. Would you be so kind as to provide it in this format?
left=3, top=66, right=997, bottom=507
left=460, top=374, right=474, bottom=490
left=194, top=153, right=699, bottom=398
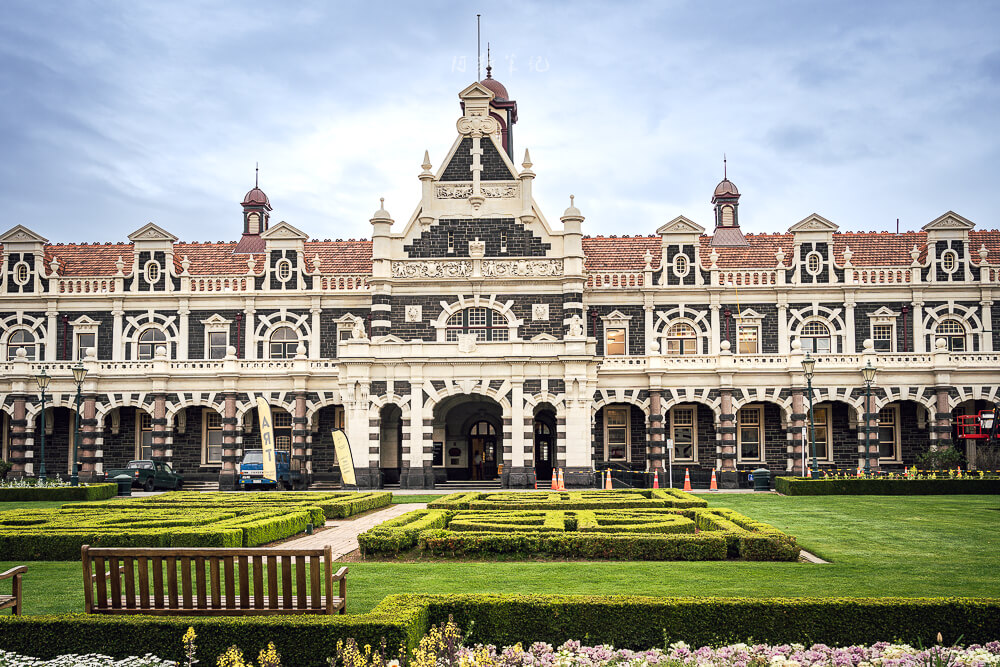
left=713, top=178, right=739, bottom=197
left=242, top=187, right=270, bottom=207
left=480, top=75, right=509, bottom=101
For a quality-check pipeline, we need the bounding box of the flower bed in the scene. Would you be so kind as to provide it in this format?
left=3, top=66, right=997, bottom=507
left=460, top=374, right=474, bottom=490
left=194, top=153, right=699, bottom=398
left=0, top=491, right=391, bottom=559
left=359, top=497, right=799, bottom=561
left=776, top=475, right=1000, bottom=495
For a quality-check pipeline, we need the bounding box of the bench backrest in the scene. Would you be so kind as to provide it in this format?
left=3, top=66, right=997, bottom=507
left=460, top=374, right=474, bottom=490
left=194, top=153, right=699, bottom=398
left=81, top=545, right=336, bottom=614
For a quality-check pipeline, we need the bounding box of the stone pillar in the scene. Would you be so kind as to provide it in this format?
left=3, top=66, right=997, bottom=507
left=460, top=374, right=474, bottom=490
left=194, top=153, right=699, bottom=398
left=933, top=387, right=953, bottom=452
left=912, top=301, right=925, bottom=353
left=718, top=389, right=738, bottom=488
left=844, top=299, right=856, bottom=353
left=789, top=389, right=806, bottom=474
left=177, top=302, right=189, bottom=360
left=777, top=301, right=790, bottom=355
left=79, top=395, right=100, bottom=482
left=506, top=379, right=530, bottom=488
left=648, top=390, right=665, bottom=486
left=292, top=392, right=309, bottom=488
left=112, top=304, right=124, bottom=361
left=151, top=394, right=169, bottom=463
left=861, top=391, right=880, bottom=473
left=981, top=299, right=994, bottom=352
left=218, top=394, right=238, bottom=490
left=709, top=304, right=721, bottom=355
left=8, top=395, right=27, bottom=479
left=564, top=394, right=593, bottom=488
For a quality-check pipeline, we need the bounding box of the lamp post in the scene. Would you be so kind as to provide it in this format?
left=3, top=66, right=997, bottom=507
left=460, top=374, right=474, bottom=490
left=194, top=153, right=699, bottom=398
left=801, top=353, right=818, bottom=475
left=34, top=369, right=50, bottom=481
left=861, top=361, right=878, bottom=475
left=71, top=362, right=88, bottom=487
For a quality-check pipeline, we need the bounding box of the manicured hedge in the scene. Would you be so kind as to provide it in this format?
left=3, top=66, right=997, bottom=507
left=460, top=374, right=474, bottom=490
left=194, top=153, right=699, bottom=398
left=419, top=594, right=1000, bottom=648
left=776, top=476, right=1000, bottom=495
left=428, top=489, right=708, bottom=511
left=418, top=531, right=727, bottom=560
left=0, top=595, right=430, bottom=667
left=357, top=509, right=450, bottom=553
left=0, top=483, right=117, bottom=502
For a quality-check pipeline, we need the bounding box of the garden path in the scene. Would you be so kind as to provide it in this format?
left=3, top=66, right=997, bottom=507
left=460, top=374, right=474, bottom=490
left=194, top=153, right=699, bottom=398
left=275, top=502, right=427, bottom=557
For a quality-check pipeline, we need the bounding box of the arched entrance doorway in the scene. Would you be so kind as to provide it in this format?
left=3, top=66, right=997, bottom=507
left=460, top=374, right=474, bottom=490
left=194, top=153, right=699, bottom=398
left=432, top=394, right=503, bottom=482
left=379, top=404, right=403, bottom=484
left=533, top=406, right=556, bottom=482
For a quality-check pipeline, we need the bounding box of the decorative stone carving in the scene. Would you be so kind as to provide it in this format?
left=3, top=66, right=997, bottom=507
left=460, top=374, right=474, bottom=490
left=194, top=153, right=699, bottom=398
left=405, top=305, right=422, bottom=323
left=391, top=260, right=473, bottom=278
left=436, top=184, right=474, bottom=199
left=457, top=333, right=478, bottom=353
left=469, top=238, right=486, bottom=258
left=456, top=114, right=498, bottom=137
left=351, top=319, right=366, bottom=340
left=481, top=184, right=518, bottom=198
left=532, top=304, right=549, bottom=321
left=482, top=259, right=563, bottom=278
left=568, top=314, right=584, bottom=337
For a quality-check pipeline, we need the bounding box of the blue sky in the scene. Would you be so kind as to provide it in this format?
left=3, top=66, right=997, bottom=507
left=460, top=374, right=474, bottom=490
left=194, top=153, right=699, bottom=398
left=1, top=1, right=997, bottom=243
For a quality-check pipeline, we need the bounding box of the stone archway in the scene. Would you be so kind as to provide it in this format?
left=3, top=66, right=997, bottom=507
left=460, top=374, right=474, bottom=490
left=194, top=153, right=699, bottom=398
left=431, top=394, right=504, bottom=482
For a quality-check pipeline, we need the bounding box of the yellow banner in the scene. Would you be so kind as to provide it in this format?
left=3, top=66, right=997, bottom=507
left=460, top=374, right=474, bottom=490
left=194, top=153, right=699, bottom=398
left=331, top=429, right=356, bottom=487
left=256, top=396, right=278, bottom=483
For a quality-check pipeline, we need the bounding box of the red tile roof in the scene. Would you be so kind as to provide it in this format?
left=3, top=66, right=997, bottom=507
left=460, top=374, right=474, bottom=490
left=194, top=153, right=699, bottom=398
left=699, top=233, right=793, bottom=268
left=582, top=236, right=661, bottom=271
left=44, top=243, right=134, bottom=276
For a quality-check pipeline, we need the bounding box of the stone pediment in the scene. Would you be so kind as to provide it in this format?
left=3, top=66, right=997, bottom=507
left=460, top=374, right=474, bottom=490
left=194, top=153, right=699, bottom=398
left=530, top=333, right=558, bottom=342
left=0, top=225, right=49, bottom=245
left=458, top=81, right=495, bottom=103
left=736, top=308, right=766, bottom=323
left=128, top=222, right=178, bottom=243
left=789, top=214, right=839, bottom=234
left=656, top=216, right=705, bottom=235
left=372, top=334, right=405, bottom=344
left=260, top=221, right=308, bottom=241
left=69, top=315, right=101, bottom=327
left=601, top=309, right=633, bottom=322
left=870, top=306, right=900, bottom=322
left=200, top=314, right=232, bottom=326
left=922, top=211, right=975, bottom=232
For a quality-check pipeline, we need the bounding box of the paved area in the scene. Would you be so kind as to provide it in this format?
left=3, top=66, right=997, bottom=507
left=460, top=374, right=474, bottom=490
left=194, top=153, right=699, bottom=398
left=274, top=502, right=427, bottom=556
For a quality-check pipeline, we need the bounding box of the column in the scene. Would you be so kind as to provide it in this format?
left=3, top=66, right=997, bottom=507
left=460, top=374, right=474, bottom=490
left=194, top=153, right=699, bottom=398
left=46, top=307, right=58, bottom=362
left=79, top=395, right=100, bottom=482
left=718, top=389, right=737, bottom=487
left=862, top=390, right=880, bottom=473
left=310, top=304, right=322, bottom=358
left=219, top=394, right=238, bottom=490
left=844, top=299, right=856, bottom=353
left=507, top=378, right=527, bottom=488
left=177, top=303, right=189, bottom=360
left=150, top=393, right=168, bottom=462
left=912, top=301, right=925, bottom=353
left=112, top=305, right=124, bottom=361
left=244, top=303, right=256, bottom=360
left=292, top=392, right=308, bottom=488
left=648, top=390, right=665, bottom=486
left=981, top=300, right=994, bottom=352
left=709, top=304, right=721, bottom=355
left=8, top=396, right=27, bottom=479
left=564, top=387, right=593, bottom=487
left=789, top=389, right=806, bottom=474
left=933, top=387, right=953, bottom=452
left=777, top=301, right=790, bottom=355
left=344, top=384, right=375, bottom=488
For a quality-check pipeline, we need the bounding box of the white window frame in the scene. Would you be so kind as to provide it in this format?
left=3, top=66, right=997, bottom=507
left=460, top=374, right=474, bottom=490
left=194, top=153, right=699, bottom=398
left=5, top=329, right=37, bottom=360
left=70, top=315, right=101, bottom=361
left=144, top=260, right=161, bottom=285
left=737, top=405, right=764, bottom=463
left=877, top=405, right=901, bottom=463
left=201, top=315, right=232, bottom=360
left=672, top=253, right=690, bottom=278
left=135, top=327, right=168, bottom=360
left=600, top=310, right=632, bottom=356
left=936, top=318, right=967, bottom=352
left=871, top=323, right=894, bottom=352
left=136, top=411, right=153, bottom=460
left=737, top=324, right=760, bottom=354
left=670, top=406, right=698, bottom=462
left=805, top=251, right=823, bottom=276
left=799, top=319, right=833, bottom=354
left=202, top=408, right=223, bottom=465
left=604, top=405, right=630, bottom=462
left=12, top=261, right=30, bottom=286
left=275, top=259, right=293, bottom=284
left=268, top=326, right=299, bottom=359
left=806, top=404, right=834, bottom=463
left=445, top=307, right=512, bottom=343
left=940, top=250, right=958, bottom=274
left=664, top=321, right=699, bottom=356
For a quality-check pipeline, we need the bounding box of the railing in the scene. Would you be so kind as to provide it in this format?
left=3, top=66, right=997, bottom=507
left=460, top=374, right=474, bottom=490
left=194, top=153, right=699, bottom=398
left=54, top=277, right=118, bottom=294
left=587, top=272, right=645, bottom=288
left=318, top=275, right=369, bottom=291
left=599, top=357, right=648, bottom=370
left=716, top=270, right=778, bottom=286
left=852, top=268, right=910, bottom=284
left=188, top=276, right=252, bottom=292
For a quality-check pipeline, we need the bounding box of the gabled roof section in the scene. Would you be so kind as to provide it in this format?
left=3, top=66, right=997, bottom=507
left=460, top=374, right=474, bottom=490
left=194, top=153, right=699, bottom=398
left=788, top=214, right=839, bottom=233
left=260, top=221, right=308, bottom=241
left=582, top=236, right=661, bottom=271
left=458, top=81, right=495, bottom=104
left=922, top=211, right=975, bottom=232
left=128, top=222, right=178, bottom=243
left=0, top=225, right=49, bottom=245
left=656, top=216, right=705, bottom=235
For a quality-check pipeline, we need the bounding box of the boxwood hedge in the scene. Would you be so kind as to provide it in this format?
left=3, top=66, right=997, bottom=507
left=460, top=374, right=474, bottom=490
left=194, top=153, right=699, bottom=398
left=0, top=483, right=117, bottom=502
left=776, top=476, right=1000, bottom=495
left=428, top=489, right=709, bottom=511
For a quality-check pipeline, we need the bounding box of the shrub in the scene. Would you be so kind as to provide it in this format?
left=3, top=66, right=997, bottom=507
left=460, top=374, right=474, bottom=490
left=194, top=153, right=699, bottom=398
left=0, top=483, right=117, bottom=502
left=775, top=476, right=1000, bottom=495
left=358, top=509, right=450, bottom=554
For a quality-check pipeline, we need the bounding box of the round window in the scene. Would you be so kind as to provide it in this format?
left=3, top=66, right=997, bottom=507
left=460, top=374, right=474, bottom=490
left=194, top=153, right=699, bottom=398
left=941, top=250, right=957, bottom=273
left=144, top=261, right=161, bottom=284
left=673, top=254, right=689, bottom=278
left=12, top=262, right=30, bottom=286
left=805, top=252, right=822, bottom=276
left=276, top=259, right=292, bottom=282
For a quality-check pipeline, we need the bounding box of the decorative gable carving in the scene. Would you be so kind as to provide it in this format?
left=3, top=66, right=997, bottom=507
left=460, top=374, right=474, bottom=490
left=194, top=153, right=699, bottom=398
left=600, top=310, right=633, bottom=323
left=200, top=314, right=232, bottom=326
left=870, top=306, right=900, bottom=324
left=788, top=214, right=839, bottom=233
left=736, top=308, right=766, bottom=324
left=260, top=221, right=308, bottom=241
left=656, top=216, right=705, bottom=235
left=128, top=222, right=178, bottom=243
left=922, top=211, right=975, bottom=232
left=69, top=315, right=101, bottom=328
left=0, top=225, right=49, bottom=245
left=530, top=332, right=559, bottom=342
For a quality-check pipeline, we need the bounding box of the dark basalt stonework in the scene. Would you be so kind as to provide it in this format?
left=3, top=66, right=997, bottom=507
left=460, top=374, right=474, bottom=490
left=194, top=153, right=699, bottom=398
left=403, top=217, right=550, bottom=258
left=440, top=137, right=516, bottom=181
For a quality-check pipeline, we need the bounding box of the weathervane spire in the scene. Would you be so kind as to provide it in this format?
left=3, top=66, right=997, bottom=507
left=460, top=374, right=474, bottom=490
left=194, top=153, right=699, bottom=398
left=486, top=43, right=492, bottom=78
left=723, top=154, right=727, bottom=180
left=477, top=14, right=481, bottom=80
left=255, top=162, right=259, bottom=188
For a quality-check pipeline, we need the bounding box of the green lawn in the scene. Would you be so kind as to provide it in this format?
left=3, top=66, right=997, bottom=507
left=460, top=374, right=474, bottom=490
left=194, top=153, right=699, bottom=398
left=391, top=494, right=445, bottom=504
left=1, top=494, right=996, bottom=615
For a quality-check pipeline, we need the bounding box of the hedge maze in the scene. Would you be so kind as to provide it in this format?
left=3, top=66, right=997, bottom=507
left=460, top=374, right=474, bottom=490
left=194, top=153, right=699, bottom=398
left=0, top=491, right=391, bottom=560
left=359, top=490, right=800, bottom=561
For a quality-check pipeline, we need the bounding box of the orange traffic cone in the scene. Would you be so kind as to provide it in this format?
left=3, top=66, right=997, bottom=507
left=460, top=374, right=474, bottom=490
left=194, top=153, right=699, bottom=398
left=558, top=468, right=566, bottom=490
left=957, top=466, right=962, bottom=478
left=806, top=468, right=812, bottom=478
left=604, top=469, right=612, bottom=490
left=856, top=467, right=862, bottom=477
left=709, top=469, right=718, bottom=491
left=652, top=470, right=660, bottom=489
left=683, top=468, right=692, bottom=491
left=534, top=477, right=538, bottom=490
left=550, top=470, right=557, bottom=490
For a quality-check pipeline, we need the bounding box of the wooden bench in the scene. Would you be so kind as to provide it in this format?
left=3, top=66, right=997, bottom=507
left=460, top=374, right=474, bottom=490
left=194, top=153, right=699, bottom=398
left=0, top=566, right=27, bottom=615
left=81, top=545, right=347, bottom=615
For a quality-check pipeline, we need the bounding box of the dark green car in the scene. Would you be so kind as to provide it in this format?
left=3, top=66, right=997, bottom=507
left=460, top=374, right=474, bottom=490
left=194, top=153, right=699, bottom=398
left=106, top=459, right=184, bottom=492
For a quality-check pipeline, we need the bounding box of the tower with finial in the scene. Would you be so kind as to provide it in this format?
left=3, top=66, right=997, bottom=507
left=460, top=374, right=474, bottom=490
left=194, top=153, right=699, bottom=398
left=710, top=155, right=748, bottom=247
left=234, top=164, right=272, bottom=253
left=474, top=41, right=518, bottom=159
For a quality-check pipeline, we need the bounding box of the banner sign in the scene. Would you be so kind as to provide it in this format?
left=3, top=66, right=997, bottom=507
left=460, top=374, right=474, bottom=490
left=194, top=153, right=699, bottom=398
left=331, top=429, right=357, bottom=487
left=256, top=396, right=278, bottom=483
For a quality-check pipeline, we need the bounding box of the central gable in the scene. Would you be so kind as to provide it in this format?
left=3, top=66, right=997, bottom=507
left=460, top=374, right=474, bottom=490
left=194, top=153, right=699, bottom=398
left=440, top=137, right=516, bottom=181
left=403, top=217, right=550, bottom=258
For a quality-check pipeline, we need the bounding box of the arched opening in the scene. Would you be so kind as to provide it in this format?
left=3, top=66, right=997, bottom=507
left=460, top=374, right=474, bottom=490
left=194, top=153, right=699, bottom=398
left=137, top=329, right=167, bottom=360
left=6, top=329, right=36, bottom=360
left=532, top=404, right=557, bottom=481
left=873, top=400, right=931, bottom=468
left=379, top=404, right=403, bottom=485
left=594, top=403, right=648, bottom=470
left=269, top=327, right=298, bottom=359
left=664, top=322, right=697, bottom=355
left=432, top=394, right=503, bottom=482
left=936, top=319, right=967, bottom=352
left=800, top=321, right=831, bottom=353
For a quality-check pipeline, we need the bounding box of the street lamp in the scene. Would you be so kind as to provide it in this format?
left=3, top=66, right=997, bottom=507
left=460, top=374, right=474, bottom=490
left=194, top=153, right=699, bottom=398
left=801, top=353, right=818, bottom=475
left=34, top=369, right=50, bottom=481
left=861, top=361, right=878, bottom=475
left=71, top=362, right=88, bottom=487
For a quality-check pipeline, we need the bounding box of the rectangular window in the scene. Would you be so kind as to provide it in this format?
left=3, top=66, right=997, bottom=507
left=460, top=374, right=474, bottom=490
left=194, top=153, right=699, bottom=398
left=208, top=332, right=228, bottom=359
left=76, top=332, right=96, bottom=360
left=671, top=407, right=696, bottom=461
left=273, top=411, right=293, bottom=452
left=500, top=231, right=507, bottom=252
left=137, top=412, right=153, bottom=460
left=737, top=326, right=759, bottom=354
left=809, top=407, right=830, bottom=460
left=873, top=324, right=893, bottom=352
left=737, top=407, right=763, bottom=462
left=605, top=328, right=626, bottom=355
left=605, top=407, right=629, bottom=461
left=203, top=410, right=223, bottom=464
left=447, top=231, right=455, bottom=252
left=666, top=338, right=697, bottom=355
left=878, top=406, right=898, bottom=460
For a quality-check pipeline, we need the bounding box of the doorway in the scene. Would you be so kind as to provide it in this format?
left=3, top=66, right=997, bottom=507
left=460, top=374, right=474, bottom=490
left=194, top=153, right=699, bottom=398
left=469, top=421, right=497, bottom=480
left=533, top=411, right=555, bottom=481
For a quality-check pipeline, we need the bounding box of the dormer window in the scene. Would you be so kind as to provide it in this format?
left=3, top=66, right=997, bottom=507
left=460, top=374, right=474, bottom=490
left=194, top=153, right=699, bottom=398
left=276, top=259, right=292, bottom=283
left=13, top=262, right=29, bottom=286
left=805, top=252, right=822, bottom=276
left=144, top=260, right=160, bottom=284
left=941, top=250, right=957, bottom=273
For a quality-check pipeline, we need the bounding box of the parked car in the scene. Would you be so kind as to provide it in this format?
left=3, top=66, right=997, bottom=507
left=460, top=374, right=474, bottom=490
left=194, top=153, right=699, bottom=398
left=106, top=459, right=184, bottom=492
left=238, top=449, right=302, bottom=490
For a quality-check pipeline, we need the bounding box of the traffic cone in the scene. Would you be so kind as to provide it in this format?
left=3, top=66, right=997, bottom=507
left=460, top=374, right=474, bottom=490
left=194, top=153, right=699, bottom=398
left=806, top=468, right=812, bottom=478
left=550, top=470, right=557, bottom=490
left=604, top=469, right=612, bottom=490
left=652, top=470, right=660, bottom=489
left=957, top=466, right=962, bottom=478
left=559, top=468, right=566, bottom=490
left=534, top=477, right=538, bottom=490
left=709, top=469, right=718, bottom=491
left=683, top=468, right=692, bottom=491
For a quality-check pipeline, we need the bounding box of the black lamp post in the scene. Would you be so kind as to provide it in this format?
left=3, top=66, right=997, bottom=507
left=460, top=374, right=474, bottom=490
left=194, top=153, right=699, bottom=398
left=34, top=369, right=50, bottom=481
left=71, top=362, right=88, bottom=487
left=862, top=361, right=878, bottom=475
left=801, top=353, right=818, bottom=475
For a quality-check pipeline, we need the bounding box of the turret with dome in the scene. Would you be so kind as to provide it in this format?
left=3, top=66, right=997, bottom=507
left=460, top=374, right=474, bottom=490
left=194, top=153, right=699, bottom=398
left=234, top=167, right=271, bottom=254
left=710, top=158, right=748, bottom=247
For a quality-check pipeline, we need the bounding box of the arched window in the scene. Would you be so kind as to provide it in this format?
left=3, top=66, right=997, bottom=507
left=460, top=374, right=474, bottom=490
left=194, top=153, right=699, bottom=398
left=800, top=321, right=831, bottom=353
left=269, top=327, right=298, bottom=359
left=664, top=322, right=697, bottom=355
left=941, top=251, right=957, bottom=273
left=137, top=329, right=167, bottom=360
left=936, top=319, right=966, bottom=351
left=446, top=308, right=509, bottom=342
left=276, top=259, right=292, bottom=282
left=806, top=252, right=822, bottom=276
left=6, top=329, right=36, bottom=360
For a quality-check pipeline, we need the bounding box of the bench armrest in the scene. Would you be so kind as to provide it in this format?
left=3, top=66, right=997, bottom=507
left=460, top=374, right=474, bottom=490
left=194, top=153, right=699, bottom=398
left=0, top=566, right=27, bottom=580
left=333, top=566, right=349, bottom=580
